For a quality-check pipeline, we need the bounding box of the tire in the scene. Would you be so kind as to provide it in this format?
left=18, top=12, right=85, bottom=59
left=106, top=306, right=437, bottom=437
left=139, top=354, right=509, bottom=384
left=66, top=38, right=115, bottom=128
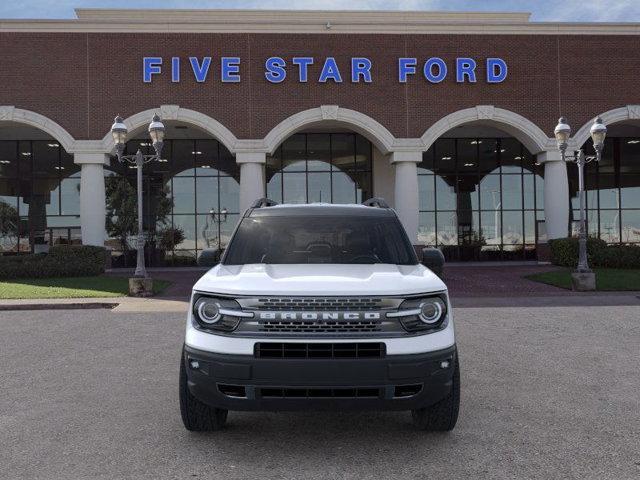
left=179, top=354, right=228, bottom=431
left=411, top=355, right=460, bottom=431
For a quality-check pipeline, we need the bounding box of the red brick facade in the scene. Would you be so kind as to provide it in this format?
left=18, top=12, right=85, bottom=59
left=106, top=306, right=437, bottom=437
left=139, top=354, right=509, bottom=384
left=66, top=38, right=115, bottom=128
left=0, top=32, right=638, bottom=141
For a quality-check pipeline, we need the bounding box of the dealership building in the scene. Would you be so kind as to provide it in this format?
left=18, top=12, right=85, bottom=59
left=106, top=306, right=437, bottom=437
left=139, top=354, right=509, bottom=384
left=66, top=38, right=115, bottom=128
left=0, top=9, right=639, bottom=265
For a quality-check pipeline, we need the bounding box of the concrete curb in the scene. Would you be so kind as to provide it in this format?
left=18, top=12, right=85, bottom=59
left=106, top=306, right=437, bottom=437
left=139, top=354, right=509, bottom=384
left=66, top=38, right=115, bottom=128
left=0, top=302, right=119, bottom=311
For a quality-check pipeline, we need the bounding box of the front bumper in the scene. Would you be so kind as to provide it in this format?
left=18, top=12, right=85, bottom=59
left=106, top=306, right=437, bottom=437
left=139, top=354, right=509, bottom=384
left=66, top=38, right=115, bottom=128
left=183, top=344, right=457, bottom=411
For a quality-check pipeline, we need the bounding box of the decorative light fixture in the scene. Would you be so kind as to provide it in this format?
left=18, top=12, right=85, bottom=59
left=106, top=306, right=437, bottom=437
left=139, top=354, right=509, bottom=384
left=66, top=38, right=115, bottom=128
left=552, top=116, right=607, bottom=289
left=110, top=113, right=165, bottom=284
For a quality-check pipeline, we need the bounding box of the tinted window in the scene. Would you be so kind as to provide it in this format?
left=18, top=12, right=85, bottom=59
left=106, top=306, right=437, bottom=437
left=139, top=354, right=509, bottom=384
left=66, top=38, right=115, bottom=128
left=223, top=215, right=417, bottom=265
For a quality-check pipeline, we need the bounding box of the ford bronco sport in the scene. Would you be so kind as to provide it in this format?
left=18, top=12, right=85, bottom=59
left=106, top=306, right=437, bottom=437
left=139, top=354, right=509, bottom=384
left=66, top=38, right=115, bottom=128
left=179, top=198, right=459, bottom=431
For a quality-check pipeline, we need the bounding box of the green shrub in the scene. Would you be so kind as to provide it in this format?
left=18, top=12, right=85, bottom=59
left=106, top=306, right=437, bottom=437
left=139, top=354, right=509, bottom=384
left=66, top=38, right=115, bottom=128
left=594, top=245, right=640, bottom=269
left=0, top=245, right=107, bottom=280
left=549, top=237, right=640, bottom=269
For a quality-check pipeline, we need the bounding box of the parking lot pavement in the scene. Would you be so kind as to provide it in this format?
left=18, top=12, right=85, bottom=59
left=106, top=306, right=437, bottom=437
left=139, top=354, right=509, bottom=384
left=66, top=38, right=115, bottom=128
left=1, top=306, right=639, bottom=480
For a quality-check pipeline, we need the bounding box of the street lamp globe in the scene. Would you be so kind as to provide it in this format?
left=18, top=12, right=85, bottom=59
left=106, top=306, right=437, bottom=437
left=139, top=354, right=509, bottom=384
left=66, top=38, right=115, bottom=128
left=111, top=115, right=128, bottom=156
left=554, top=117, right=571, bottom=154
left=589, top=116, right=607, bottom=155
left=148, top=114, right=165, bottom=156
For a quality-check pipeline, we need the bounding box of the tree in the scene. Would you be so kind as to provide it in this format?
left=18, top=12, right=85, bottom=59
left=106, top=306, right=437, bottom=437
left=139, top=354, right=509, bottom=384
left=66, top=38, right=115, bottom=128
left=0, top=200, right=19, bottom=251
left=105, top=176, right=173, bottom=251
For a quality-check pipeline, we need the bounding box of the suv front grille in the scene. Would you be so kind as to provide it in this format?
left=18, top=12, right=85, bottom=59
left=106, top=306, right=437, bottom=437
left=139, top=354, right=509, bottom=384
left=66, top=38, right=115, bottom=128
left=253, top=297, right=384, bottom=311
left=259, top=319, right=382, bottom=333
left=255, top=342, right=385, bottom=359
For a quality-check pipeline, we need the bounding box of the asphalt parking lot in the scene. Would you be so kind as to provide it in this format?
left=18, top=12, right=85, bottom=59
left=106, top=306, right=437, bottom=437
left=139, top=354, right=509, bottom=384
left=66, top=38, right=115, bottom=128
left=2, top=305, right=639, bottom=479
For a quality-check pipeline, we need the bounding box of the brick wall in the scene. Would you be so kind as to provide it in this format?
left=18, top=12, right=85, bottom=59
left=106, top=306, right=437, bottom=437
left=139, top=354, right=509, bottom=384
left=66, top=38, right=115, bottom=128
left=0, top=32, right=638, bottom=142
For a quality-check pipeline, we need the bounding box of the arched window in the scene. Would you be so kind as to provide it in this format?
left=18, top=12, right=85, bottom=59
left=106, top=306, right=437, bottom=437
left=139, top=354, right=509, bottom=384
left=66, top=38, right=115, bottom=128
left=418, top=137, right=544, bottom=261
left=266, top=133, right=372, bottom=204
left=107, top=137, right=239, bottom=267
left=570, top=135, right=640, bottom=244
left=0, top=138, right=80, bottom=253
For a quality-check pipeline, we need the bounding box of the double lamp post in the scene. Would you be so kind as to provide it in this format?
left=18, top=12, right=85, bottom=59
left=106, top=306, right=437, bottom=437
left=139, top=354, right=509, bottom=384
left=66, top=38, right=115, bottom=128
left=553, top=115, right=607, bottom=291
left=110, top=114, right=165, bottom=296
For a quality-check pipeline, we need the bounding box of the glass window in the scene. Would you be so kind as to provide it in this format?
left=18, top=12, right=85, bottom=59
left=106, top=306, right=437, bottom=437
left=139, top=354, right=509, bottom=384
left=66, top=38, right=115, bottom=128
left=307, top=172, right=331, bottom=202
left=332, top=172, right=356, bottom=204
left=267, top=133, right=372, bottom=206
left=457, top=139, right=478, bottom=172
left=418, top=136, right=542, bottom=259
left=620, top=138, right=640, bottom=173
left=435, top=139, right=456, bottom=175
left=435, top=176, right=456, bottom=211
left=282, top=173, right=307, bottom=203
left=0, top=141, right=18, bottom=178
left=599, top=210, right=620, bottom=243
left=172, top=140, right=195, bottom=176
left=281, top=135, right=306, bottom=172
left=266, top=172, right=283, bottom=203
left=171, top=177, right=195, bottom=214
left=478, top=139, right=498, bottom=175
left=307, top=134, right=331, bottom=171
left=195, top=177, right=219, bottom=214
left=501, top=175, right=523, bottom=210
left=331, top=133, right=355, bottom=172
left=620, top=175, right=640, bottom=208
left=219, top=177, right=240, bottom=213
left=224, top=215, right=417, bottom=265
left=621, top=210, right=640, bottom=243
left=418, top=211, right=436, bottom=246
left=418, top=175, right=435, bottom=211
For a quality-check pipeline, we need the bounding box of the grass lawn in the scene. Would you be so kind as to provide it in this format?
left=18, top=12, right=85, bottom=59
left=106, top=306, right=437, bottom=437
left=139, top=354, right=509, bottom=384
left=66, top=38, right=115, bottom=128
left=526, top=268, right=640, bottom=291
left=0, top=276, right=172, bottom=299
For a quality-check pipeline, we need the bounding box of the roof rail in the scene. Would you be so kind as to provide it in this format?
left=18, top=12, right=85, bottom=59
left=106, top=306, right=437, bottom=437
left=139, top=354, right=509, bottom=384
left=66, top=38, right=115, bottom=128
left=250, top=198, right=279, bottom=208
left=362, top=197, right=390, bottom=208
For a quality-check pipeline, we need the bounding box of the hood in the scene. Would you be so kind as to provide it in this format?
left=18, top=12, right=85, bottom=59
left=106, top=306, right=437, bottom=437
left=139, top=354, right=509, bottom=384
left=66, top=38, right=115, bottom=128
left=192, top=263, right=446, bottom=296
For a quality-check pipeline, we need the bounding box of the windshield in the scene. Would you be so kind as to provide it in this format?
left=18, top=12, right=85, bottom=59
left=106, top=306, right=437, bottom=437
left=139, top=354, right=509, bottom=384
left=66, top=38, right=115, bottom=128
left=223, top=215, right=417, bottom=265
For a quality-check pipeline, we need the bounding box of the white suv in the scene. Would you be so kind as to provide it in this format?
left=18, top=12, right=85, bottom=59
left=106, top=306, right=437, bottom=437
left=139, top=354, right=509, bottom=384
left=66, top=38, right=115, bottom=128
left=179, top=198, right=459, bottom=431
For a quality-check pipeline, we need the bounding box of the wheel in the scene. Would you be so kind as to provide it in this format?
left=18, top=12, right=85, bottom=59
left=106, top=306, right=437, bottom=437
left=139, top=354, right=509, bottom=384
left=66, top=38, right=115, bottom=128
left=179, top=354, right=228, bottom=431
left=411, top=355, right=460, bottom=431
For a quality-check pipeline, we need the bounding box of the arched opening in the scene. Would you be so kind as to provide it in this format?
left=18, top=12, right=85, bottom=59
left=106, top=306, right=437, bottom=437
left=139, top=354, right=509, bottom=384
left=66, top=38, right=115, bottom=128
left=265, top=129, right=374, bottom=204
left=106, top=121, right=239, bottom=267
left=571, top=120, right=640, bottom=244
left=0, top=122, right=80, bottom=254
left=418, top=123, right=545, bottom=261
left=263, top=107, right=396, bottom=207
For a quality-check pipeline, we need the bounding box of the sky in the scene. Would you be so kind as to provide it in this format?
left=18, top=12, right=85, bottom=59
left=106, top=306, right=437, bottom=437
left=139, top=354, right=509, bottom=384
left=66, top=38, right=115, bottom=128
left=0, top=0, right=639, bottom=22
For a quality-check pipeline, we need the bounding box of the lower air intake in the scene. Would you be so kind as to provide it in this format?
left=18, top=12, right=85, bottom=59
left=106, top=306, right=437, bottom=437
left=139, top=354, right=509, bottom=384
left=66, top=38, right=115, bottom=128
left=255, top=342, right=385, bottom=359
left=260, top=387, right=381, bottom=398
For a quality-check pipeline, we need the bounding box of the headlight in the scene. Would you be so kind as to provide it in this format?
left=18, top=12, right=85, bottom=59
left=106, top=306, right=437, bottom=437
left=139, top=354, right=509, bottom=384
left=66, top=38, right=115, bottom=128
left=387, top=294, right=448, bottom=332
left=195, top=298, right=221, bottom=324
left=418, top=298, right=446, bottom=324
left=192, top=295, right=247, bottom=332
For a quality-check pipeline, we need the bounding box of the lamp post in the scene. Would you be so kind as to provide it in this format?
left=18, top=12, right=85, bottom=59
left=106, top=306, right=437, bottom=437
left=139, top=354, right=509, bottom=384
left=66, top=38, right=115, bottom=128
left=111, top=114, right=165, bottom=294
left=553, top=116, right=607, bottom=290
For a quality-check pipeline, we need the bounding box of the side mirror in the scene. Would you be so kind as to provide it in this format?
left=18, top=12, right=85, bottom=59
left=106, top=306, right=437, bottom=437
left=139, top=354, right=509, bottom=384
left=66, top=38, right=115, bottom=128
left=197, top=248, right=222, bottom=267
left=421, top=247, right=445, bottom=278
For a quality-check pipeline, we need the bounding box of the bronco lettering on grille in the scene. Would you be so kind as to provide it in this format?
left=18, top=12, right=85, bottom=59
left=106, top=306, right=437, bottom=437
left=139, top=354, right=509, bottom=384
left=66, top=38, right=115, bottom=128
left=258, top=312, right=381, bottom=320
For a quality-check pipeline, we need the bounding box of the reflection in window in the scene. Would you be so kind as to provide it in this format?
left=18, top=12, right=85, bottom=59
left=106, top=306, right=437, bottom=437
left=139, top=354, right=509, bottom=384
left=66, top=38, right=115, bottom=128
left=418, top=137, right=543, bottom=261
left=0, top=140, right=80, bottom=253
left=266, top=133, right=372, bottom=204
left=570, top=137, right=640, bottom=244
